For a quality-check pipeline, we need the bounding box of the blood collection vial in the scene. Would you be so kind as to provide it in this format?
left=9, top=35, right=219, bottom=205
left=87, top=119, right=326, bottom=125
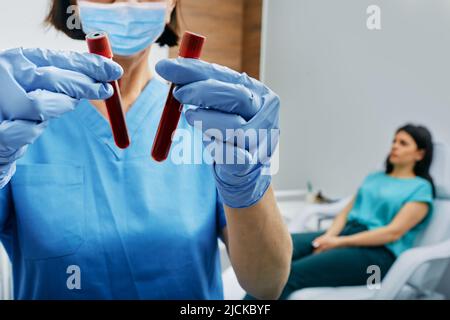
left=86, top=31, right=130, bottom=149
left=151, top=31, right=206, bottom=162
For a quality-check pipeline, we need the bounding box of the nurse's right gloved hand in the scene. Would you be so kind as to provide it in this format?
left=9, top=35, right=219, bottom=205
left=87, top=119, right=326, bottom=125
left=0, top=48, right=123, bottom=188
left=157, top=59, right=280, bottom=209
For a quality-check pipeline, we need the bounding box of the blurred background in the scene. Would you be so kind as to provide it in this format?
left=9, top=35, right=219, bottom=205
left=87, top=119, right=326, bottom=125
left=0, top=0, right=449, bottom=299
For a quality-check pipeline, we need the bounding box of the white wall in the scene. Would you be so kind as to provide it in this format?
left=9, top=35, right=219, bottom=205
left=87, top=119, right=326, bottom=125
left=263, top=0, right=450, bottom=198
left=1, top=0, right=84, bottom=51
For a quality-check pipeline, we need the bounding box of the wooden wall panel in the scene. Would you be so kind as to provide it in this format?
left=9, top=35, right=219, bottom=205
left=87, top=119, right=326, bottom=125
left=242, top=0, right=262, bottom=79
left=170, top=0, right=262, bottom=79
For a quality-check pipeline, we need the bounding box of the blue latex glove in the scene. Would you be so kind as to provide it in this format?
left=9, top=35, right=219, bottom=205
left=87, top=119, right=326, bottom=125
left=156, top=58, right=280, bottom=208
left=0, top=48, right=123, bottom=188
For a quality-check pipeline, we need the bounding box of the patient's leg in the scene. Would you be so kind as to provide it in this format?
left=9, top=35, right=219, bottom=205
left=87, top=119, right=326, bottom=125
left=278, top=246, right=396, bottom=300
left=291, top=231, right=325, bottom=260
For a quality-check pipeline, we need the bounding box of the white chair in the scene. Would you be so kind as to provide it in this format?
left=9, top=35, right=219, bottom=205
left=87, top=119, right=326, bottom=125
left=288, top=142, right=450, bottom=300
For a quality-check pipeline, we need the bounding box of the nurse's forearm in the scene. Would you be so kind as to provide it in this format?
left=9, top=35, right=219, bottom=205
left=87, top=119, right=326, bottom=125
left=224, top=185, right=293, bottom=300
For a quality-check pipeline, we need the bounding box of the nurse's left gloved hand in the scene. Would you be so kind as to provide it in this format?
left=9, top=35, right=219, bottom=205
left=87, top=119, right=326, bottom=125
left=156, top=59, right=280, bottom=208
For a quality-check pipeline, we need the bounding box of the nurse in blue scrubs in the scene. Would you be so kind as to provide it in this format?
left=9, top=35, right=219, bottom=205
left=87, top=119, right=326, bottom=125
left=0, top=0, right=292, bottom=299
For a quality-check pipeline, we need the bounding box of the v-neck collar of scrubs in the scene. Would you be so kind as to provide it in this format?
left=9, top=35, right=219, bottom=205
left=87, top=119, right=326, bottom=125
left=73, top=78, right=168, bottom=160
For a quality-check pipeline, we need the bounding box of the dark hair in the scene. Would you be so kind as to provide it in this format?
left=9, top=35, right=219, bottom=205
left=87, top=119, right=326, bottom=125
left=385, top=124, right=436, bottom=197
left=45, top=0, right=179, bottom=47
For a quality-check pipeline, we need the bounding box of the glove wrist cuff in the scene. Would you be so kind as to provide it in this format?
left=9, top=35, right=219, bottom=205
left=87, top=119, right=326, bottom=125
left=0, top=145, right=28, bottom=164
left=213, top=164, right=272, bottom=209
left=0, top=162, right=16, bottom=189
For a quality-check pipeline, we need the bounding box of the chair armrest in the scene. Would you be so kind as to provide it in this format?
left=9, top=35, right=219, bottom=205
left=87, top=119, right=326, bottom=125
left=375, top=238, right=450, bottom=299
left=287, top=196, right=353, bottom=232
left=275, top=189, right=308, bottom=202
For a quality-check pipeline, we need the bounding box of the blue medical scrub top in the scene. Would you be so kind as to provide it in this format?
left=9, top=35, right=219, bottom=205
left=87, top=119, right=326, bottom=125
left=0, top=78, right=227, bottom=299
left=347, top=172, right=434, bottom=257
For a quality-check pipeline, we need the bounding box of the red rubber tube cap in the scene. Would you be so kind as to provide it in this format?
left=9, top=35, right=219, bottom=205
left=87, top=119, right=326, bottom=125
left=178, top=32, right=206, bottom=59
left=86, top=31, right=114, bottom=59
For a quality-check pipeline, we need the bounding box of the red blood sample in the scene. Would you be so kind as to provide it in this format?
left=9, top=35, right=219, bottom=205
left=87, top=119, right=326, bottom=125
left=151, top=31, right=206, bottom=162
left=86, top=31, right=130, bottom=149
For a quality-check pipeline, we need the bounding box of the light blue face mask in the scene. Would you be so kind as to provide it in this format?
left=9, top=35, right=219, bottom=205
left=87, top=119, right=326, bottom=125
left=78, top=1, right=167, bottom=56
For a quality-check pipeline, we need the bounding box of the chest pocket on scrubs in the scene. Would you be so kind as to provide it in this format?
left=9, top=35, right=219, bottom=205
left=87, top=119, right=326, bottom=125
left=11, top=164, right=85, bottom=260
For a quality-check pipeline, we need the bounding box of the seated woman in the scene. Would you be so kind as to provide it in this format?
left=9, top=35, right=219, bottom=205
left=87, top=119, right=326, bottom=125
left=246, top=124, right=435, bottom=300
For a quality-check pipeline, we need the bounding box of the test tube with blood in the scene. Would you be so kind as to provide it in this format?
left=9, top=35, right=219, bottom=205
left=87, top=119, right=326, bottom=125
left=86, top=31, right=130, bottom=149
left=151, top=31, right=206, bottom=162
